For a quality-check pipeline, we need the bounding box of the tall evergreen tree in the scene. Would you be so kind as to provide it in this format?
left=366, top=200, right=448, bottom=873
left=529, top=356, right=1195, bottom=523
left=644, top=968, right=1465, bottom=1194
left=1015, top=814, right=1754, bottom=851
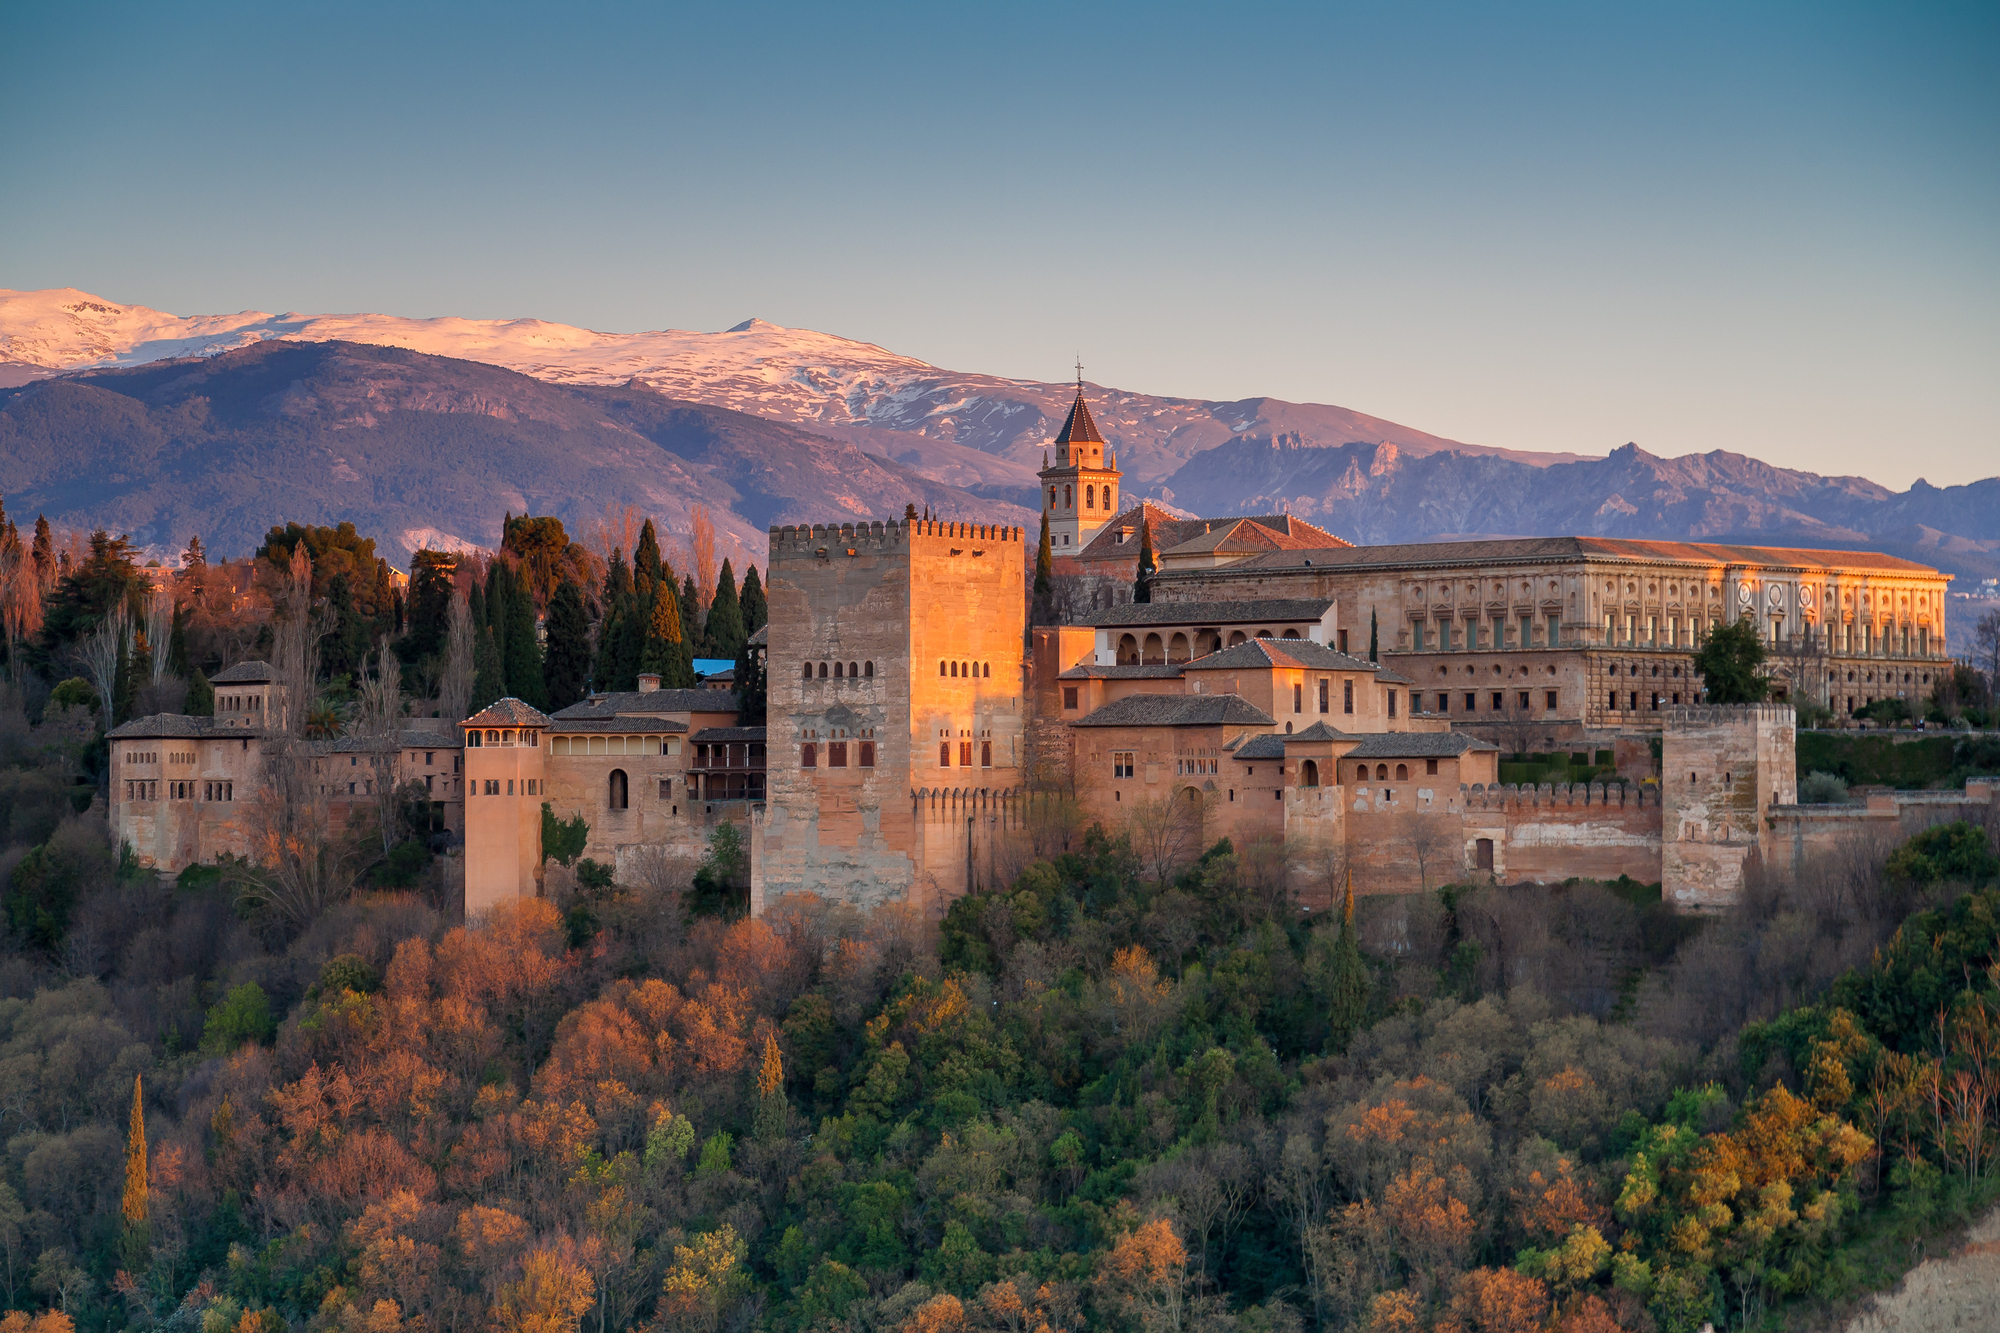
left=640, top=586, right=695, bottom=687
left=31, top=516, right=53, bottom=586
left=181, top=534, right=206, bottom=569
left=1133, top=518, right=1156, bottom=604
left=401, top=551, right=456, bottom=661
left=613, top=603, right=646, bottom=692
left=471, top=624, right=505, bottom=711
left=1033, top=511, right=1055, bottom=624
left=706, top=560, right=746, bottom=661
left=484, top=561, right=510, bottom=670
left=739, top=564, right=766, bottom=634
left=186, top=667, right=215, bottom=717
left=635, top=520, right=664, bottom=598
left=734, top=638, right=766, bottom=724
left=1326, top=873, right=1368, bottom=1050
left=679, top=574, right=705, bottom=658
left=543, top=579, right=592, bottom=710
left=1368, top=608, right=1379, bottom=663
left=321, top=572, right=370, bottom=681
left=503, top=570, right=546, bottom=707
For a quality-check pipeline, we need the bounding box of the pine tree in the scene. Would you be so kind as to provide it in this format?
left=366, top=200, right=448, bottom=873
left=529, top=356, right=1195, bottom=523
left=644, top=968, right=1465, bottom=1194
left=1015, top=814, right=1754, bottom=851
left=543, top=579, right=592, bottom=710
left=635, top=520, right=664, bottom=598
left=181, top=534, right=206, bottom=569
left=1326, top=872, right=1369, bottom=1051
left=1033, top=511, right=1055, bottom=624
left=706, top=560, right=746, bottom=661
left=904, top=502, right=919, bottom=521
left=1134, top=517, right=1156, bottom=604
left=739, top=564, right=766, bottom=634
left=31, top=516, right=53, bottom=586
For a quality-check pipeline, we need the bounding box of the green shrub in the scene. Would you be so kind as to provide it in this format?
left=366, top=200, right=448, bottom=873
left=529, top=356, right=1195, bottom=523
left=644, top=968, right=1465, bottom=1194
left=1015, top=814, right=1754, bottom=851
left=1797, top=771, right=1850, bottom=804
left=202, top=982, right=277, bottom=1053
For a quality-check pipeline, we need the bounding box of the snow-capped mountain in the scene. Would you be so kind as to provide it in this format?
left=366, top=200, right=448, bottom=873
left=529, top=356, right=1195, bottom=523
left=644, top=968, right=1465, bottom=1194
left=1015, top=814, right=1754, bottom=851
left=0, top=287, right=1530, bottom=494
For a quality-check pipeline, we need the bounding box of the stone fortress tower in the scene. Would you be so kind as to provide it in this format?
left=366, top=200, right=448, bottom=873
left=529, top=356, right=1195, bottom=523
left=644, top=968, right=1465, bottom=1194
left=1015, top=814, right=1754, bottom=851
left=1037, top=370, right=1122, bottom=552
left=1660, top=703, right=1798, bottom=909
left=752, top=516, right=1026, bottom=914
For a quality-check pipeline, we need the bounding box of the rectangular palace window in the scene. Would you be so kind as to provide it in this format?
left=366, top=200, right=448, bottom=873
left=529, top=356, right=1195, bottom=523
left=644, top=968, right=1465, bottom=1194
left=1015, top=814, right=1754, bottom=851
left=1112, top=751, right=1135, bottom=779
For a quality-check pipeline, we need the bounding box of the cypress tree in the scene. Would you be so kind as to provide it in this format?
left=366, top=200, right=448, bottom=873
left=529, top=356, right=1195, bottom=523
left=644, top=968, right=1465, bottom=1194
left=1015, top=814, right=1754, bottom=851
left=31, top=516, right=53, bottom=585
left=1369, top=608, right=1379, bottom=663
left=121, top=1074, right=148, bottom=1269
left=1326, top=872, right=1369, bottom=1050
left=186, top=668, right=215, bottom=717
left=472, top=626, right=505, bottom=711
left=543, top=579, right=592, bottom=710
left=640, top=586, right=696, bottom=687
left=635, top=520, right=664, bottom=598
left=1133, top=518, right=1156, bottom=604
left=168, top=602, right=191, bottom=677
left=503, top=572, right=545, bottom=707
left=739, top=564, right=766, bottom=634
left=679, top=574, right=704, bottom=659
left=753, top=1034, right=786, bottom=1140
left=1033, top=511, right=1055, bottom=624
left=707, top=560, right=746, bottom=661
left=613, top=597, right=646, bottom=692
left=484, top=561, right=509, bottom=670
left=734, top=637, right=766, bottom=724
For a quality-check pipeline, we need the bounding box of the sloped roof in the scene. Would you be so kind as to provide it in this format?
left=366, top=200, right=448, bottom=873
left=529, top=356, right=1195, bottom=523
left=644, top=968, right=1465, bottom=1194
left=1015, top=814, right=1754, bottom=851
left=748, top=624, right=769, bottom=647
left=463, top=698, right=554, bottom=728
left=1345, top=732, right=1500, bottom=758
left=553, top=689, right=740, bottom=720
left=313, top=730, right=465, bottom=754
left=1055, top=664, right=1187, bottom=680
left=1180, top=638, right=1378, bottom=673
left=108, top=713, right=253, bottom=740
left=1093, top=598, right=1336, bottom=629
left=691, top=727, right=768, bottom=743
left=1075, top=505, right=1350, bottom=565
left=211, top=660, right=278, bottom=684
left=1230, top=734, right=1289, bottom=759
left=1210, top=536, right=1941, bottom=576
left=1286, top=722, right=1355, bottom=742
left=553, top=717, right=688, bottom=734
left=1071, top=694, right=1276, bottom=728
left=1054, top=391, right=1104, bottom=446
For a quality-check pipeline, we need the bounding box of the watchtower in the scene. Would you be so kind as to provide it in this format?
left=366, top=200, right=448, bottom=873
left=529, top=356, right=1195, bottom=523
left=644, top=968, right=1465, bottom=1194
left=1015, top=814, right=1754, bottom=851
left=754, top=517, right=1025, bottom=914
left=1038, top=374, right=1121, bottom=552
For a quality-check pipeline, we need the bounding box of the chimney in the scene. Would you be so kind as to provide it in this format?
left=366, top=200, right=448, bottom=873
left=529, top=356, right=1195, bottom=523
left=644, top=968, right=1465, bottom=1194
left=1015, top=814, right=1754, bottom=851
left=637, top=673, right=661, bottom=693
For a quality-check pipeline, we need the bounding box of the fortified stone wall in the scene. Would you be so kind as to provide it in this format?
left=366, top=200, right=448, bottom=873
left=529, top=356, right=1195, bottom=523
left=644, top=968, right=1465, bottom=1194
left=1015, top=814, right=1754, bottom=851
left=1460, top=782, right=1663, bottom=886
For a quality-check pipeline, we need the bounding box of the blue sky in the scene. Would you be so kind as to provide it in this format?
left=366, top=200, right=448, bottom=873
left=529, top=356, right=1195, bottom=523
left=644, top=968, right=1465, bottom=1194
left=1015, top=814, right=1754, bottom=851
left=3, top=1, right=1995, bottom=487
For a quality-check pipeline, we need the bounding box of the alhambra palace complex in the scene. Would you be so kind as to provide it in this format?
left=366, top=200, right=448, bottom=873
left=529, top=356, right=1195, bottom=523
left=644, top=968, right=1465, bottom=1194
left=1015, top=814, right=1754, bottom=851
left=110, top=387, right=1996, bottom=916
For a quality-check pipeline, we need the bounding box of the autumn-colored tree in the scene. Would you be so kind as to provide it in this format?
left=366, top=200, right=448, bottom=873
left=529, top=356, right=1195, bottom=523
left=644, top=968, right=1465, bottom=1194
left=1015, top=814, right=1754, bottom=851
left=492, top=1246, right=596, bottom=1333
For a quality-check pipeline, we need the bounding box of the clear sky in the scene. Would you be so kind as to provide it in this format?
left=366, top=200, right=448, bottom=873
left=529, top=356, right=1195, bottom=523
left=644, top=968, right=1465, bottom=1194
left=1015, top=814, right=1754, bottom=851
left=3, top=1, right=1995, bottom=488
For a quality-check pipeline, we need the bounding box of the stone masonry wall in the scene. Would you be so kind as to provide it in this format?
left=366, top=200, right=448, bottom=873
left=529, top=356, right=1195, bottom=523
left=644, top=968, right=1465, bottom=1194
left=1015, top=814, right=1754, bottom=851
left=1660, top=704, right=1797, bottom=909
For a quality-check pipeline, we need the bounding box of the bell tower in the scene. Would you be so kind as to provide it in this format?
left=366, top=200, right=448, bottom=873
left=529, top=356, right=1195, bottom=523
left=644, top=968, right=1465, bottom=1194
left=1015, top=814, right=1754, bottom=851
left=1037, top=365, right=1121, bottom=552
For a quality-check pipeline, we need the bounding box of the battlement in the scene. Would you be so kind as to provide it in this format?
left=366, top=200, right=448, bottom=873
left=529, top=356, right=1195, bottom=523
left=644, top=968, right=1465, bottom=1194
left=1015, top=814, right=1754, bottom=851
left=768, top=519, right=1023, bottom=557
left=1462, top=781, right=1654, bottom=811
left=1665, top=703, right=1797, bottom=727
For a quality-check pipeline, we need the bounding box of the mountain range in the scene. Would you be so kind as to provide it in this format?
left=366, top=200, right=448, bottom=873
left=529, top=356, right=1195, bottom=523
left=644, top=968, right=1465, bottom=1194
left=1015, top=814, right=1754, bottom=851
left=2, top=287, right=1995, bottom=641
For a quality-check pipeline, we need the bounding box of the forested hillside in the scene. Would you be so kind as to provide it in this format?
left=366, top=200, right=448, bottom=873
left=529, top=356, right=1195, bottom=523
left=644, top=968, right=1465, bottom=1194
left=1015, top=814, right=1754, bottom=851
left=0, top=728, right=1996, bottom=1333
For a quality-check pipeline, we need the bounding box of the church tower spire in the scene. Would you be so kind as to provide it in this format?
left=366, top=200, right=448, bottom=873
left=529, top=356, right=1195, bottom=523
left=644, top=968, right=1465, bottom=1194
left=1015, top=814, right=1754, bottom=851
left=1038, top=362, right=1122, bottom=552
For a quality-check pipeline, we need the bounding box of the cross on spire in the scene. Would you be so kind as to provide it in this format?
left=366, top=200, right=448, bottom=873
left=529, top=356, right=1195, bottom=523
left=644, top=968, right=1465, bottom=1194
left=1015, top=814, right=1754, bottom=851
left=1074, top=356, right=1083, bottom=391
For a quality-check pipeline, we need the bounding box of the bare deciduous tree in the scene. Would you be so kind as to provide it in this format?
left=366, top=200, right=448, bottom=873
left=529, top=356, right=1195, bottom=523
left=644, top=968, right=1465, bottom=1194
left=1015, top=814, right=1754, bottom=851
left=1400, top=814, right=1458, bottom=893
left=687, top=505, right=718, bottom=609
left=231, top=740, right=367, bottom=927
left=440, top=592, right=475, bottom=723
left=357, top=646, right=406, bottom=857
left=270, top=546, right=328, bottom=735
left=75, top=605, right=129, bottom=728
left=143, top=589, right=173, bottom=686
left=583, top=502, right=645, bottom=570
left=1129, top=791, right=1203, bottom=886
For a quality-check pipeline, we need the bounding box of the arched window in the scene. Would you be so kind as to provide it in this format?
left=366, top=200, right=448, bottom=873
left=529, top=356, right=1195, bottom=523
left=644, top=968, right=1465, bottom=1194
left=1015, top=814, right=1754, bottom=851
left=467, top=730, right=482, bottom=747
left=818, top=662, right=828, bottom=678
left=981, top=740, right=992, bottom=767
left=608, top=769, right=629, bottom=810
left=802, top=662, right=813, bottom=679
left=486, top=730, right=500, bottom=745
left=848, top=662, right=858, bottom=678
left=1376, top=763, right=1389, bottom=780
left=833, top=661, right=844, bottom=678
left=864, top=661, right=875, bottom=677
left=801, top=743, right=817, bottom=768
left=950, top=661, right=958, bottom=677
left=983, top=662, right=990, bottom=678
left=1105, top=486, right=1114, bottom=509
left=1064, top=485, right=1072, bottom=508
left=961, top=662, right=969, bottom=677
left=1302, top=759, right=1320, bottom=787
left=1049, top=488, right=1057, bottom=508
left=1086, top=485, right=1095, bottom=509
left=1396, top=763, right=1409, bottom=780
left=1118, top=634, right=1139, bottom=665
left=940, top=660, right=947, bottom=675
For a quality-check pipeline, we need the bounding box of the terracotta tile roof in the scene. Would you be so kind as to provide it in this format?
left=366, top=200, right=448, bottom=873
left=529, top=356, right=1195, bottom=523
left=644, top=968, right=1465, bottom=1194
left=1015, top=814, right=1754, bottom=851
left=553, top=689, right=739, bottom=720
left=553, top=717, right=689, bottom=734
left=1054, top=391, right=1104, bottom=446
left=1055, top=664, right=1188, bottom=680
left=463, top=698, right=554, bottom=728
left=1346, top=732, right=1500, bottom=757
left=1207, top=536, right=1941, bottom=576
left=107, top=713, right=254, bottom=739
left=1179, top=638, right=1377, bottom=672
left=690, top=727, right=768, bottom=743
left=1071, top=694, right=1276, bottom=728
left=210, top=660, right=278, bottom=684
left=1092, top=598, right=1336, bottom=629
left=1075, top=505, right=1350, bottom=564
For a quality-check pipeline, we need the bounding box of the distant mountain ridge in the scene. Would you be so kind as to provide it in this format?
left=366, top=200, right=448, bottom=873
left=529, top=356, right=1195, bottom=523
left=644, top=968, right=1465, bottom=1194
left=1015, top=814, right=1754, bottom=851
left=1, top=287, right=1995, bottom=610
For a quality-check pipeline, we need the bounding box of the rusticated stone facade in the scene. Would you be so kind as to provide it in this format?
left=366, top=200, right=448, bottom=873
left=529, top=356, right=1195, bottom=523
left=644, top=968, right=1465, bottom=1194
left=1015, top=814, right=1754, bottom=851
left=753, top=517, right=1026, bottom=915
left=1659, top=704, right=1799, bottom=909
